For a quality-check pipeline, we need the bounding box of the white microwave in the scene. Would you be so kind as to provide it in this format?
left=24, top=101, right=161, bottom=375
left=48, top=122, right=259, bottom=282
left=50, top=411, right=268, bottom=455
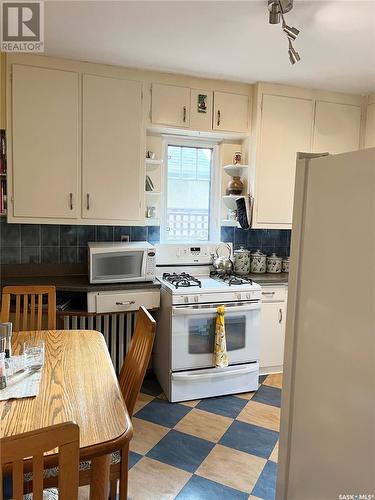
left=88, top=241, right=156, bottom=284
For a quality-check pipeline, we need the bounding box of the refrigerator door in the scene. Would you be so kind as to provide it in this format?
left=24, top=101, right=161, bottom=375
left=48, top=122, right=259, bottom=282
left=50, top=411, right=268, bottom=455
left=278, top=148, right=375, bottom=499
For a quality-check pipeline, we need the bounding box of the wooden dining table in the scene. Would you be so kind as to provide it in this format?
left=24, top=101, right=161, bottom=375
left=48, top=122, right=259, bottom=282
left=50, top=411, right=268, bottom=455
left=0, top=330, right=133, bottom=500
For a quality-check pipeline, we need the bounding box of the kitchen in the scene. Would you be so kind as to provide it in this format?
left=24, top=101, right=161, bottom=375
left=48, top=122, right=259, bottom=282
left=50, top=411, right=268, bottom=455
left=0, top=1, right=374, bottom=500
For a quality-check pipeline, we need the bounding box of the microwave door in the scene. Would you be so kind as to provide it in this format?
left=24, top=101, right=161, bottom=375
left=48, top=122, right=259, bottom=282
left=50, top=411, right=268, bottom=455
left=91, top=251, right=144, bottom=283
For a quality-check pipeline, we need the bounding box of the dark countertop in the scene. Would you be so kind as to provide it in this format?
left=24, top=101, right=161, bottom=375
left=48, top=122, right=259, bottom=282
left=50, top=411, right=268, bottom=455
left=0, top=264, right=161, bottom=293
left=246, top=272, right=289, bottom=285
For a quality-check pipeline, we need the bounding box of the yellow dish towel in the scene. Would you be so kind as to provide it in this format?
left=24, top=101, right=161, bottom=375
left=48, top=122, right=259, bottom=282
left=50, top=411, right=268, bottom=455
left=214, top=305, right=229, bottom=368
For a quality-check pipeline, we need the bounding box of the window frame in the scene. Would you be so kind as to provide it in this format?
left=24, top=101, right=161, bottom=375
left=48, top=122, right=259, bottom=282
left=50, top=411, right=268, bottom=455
left=161, top=136, right=220, bottom=243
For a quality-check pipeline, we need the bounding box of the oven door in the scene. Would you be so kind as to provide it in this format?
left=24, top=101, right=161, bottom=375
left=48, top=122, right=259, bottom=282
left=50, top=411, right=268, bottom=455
left=171, top=301, right=260, bottom=371
left=90, top=250, right=146, bottom=283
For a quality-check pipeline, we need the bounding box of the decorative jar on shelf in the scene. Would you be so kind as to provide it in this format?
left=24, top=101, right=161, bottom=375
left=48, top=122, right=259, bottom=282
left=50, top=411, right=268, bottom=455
left=282, top=256, right=290, bottom=273
left=227, top=176, right=243, bottom=195
left=233, top=151, right=242, bottom=165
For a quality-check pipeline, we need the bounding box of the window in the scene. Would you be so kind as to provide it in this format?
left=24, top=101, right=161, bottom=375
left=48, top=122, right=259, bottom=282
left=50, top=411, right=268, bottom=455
left=163, top=141, right=219, bottom=242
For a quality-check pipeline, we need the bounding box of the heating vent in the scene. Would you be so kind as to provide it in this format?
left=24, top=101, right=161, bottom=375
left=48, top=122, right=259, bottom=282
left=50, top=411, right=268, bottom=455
left=62, top=312, right=137, bottom=374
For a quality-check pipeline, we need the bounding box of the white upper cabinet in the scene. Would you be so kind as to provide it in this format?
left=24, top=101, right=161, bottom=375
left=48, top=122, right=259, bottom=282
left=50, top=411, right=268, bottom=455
left=213, top=91, right=249, bottom=132
left=11, top=64, right=79, bottom=219
left=82, top=74, right=144, bottom=222
left=365, top=98, right=375, bottom=148
left=189, top=89, right=213, bottom=131
left=151, top=83, right=190, bottom=127
left=313, top=101, right=361, bottom=154
left=254, top=94, right=313, bottom=226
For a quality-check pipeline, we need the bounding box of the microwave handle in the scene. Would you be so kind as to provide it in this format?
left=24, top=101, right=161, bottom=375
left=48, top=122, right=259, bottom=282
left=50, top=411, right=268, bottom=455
left=172, top=364, right=257, bottom=380
left=172, top=302, right=260, bottom=316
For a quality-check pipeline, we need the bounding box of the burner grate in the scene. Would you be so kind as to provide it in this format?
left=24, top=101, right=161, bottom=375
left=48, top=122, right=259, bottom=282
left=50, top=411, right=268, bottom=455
left=163, top=272, right=202, bottom=289
left=210, top=271, right=253, bottom=286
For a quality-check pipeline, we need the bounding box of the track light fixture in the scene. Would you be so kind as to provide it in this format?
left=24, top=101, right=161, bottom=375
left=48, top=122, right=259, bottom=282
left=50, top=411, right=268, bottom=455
left=268, top=0, right=302, bottom=64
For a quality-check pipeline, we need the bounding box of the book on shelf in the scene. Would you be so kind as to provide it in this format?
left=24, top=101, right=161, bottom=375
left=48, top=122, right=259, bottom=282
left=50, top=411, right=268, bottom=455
left=0, top=130, right=6, bottom=174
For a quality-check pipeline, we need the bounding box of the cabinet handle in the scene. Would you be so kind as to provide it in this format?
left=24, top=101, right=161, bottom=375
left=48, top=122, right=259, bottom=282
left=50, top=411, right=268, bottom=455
left=183, top=106, right=187, bottom=123
left=262, top=291, right=275, bottom=296
left=279, top=308, right=283, bottom=323
left=116, top=301, right=135, bottom=306
left=217, top=110, right=221, bottom=126
left=69, top=193, right=73, bottom=210
left=86, top=193, right=90, bottom=210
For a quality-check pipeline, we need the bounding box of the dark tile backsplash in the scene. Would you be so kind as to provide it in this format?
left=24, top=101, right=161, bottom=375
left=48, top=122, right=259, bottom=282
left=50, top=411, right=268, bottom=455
left=0, top=219, right=290, bottom=265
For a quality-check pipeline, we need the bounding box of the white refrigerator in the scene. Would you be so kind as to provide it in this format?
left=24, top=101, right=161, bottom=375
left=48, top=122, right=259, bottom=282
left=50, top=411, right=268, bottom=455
left=277, top=148, right=375, bottom=500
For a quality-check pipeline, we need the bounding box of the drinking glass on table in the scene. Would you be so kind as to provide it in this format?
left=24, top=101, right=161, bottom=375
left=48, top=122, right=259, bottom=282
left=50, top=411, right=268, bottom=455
left=24, top=340, right=45, bottom=371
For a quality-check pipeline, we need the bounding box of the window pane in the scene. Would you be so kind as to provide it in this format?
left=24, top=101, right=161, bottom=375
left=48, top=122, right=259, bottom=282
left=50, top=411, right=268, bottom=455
left=166, top=145, right=212, bottom=242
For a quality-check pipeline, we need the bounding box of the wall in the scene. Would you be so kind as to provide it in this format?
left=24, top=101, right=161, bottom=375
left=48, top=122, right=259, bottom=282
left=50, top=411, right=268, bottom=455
left=0, top=217, right=291, bottom=265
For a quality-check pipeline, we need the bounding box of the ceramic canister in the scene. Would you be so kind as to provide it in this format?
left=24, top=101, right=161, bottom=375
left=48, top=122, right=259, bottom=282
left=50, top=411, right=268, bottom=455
left=266, top=253, right=282, bottom=273
left=234, top=246, right=251, bottom=275
left=282, top=257, right=290, bottom=273
left=250, top=250, right=267, bottom=274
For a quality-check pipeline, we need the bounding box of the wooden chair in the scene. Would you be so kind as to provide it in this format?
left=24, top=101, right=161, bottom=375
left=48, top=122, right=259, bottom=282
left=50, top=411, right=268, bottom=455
left=0, top=285, right=56, bottom=332
left=0, top=422, right=79, bottom=500
left=44, top=306, right=156, bottom=500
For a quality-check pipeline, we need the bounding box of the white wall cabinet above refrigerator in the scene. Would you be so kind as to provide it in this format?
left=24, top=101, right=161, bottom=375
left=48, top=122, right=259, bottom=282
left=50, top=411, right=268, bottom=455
left=250, top=83, right=363, bottom=229
left=11, top=64, right=80, bottom=220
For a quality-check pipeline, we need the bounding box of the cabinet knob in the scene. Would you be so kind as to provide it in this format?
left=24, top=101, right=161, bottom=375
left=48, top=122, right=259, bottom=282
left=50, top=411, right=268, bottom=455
left=183, top=106, right=187, bottom=123
left=217, top=110, right=221, bottom=126
left=69, top=193, right=73, bottom=210
left=279, top=308, right=283, bottom=323
left=86, top=193, right=90, bottom=210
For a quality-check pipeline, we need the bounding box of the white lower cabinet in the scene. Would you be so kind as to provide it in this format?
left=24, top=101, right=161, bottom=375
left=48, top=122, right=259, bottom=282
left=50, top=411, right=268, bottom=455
left=260, top=285, right=287, bottom=374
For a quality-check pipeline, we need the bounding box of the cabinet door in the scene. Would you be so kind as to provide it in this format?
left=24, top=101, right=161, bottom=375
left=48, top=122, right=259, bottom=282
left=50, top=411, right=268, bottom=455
left=82, top=74, right=143, bottom=221
left=313, top=101, right=361, bottom=154
left=255, top=94, right=313, bottom=226
left=260, top=300, right=286, bottom=372
left=12, top=64, right=79, bottom=219
left=190, top=89, right=213, bottom=131
left=213, top=92, right=249, bottom=132
left=151, top=83, right=190, bottom=127
left=365, top=103, right=375, bottom=148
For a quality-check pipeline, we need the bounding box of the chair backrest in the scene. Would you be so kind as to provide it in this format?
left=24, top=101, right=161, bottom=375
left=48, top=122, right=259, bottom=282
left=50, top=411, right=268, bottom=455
left=0, top=422, right=79, bottom=500
left=118, top=306, right=156, bottom=418
left=0, top=285, right=56, bottom=332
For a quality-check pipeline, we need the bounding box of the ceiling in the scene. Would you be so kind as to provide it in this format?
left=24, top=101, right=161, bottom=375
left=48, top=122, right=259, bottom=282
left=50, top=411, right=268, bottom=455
left=44, top=1, right=375, bottom=94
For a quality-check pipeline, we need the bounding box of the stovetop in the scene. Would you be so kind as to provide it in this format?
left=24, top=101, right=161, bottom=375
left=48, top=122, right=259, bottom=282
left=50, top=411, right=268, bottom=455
left=162, top=272, right=202, bottom=289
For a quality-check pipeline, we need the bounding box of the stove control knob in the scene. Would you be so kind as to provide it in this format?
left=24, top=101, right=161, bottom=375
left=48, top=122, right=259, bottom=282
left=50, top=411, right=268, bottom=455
left=194, top=296, right=199, bottom=303
left=236, top=293, right=241, bottom=300
left=184, top=296, right=189, bottom=303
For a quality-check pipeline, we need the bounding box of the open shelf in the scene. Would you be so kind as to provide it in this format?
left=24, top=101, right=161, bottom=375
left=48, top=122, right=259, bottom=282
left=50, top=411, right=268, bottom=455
left=144, top=218, right=160, bottom=226
left=145, top=159, right=163, bottom=170
left=221, top=219, right=240, bottom=227
left=224, top=165, right=248, bottom=177
left=222, top=194, right=242, bottom=211
left=145, top=190, right=161, bottom=195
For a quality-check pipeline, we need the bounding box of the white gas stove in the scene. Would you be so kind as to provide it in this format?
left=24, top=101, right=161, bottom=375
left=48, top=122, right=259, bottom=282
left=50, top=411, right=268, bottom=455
left=153, top=243, right=261, bottom=402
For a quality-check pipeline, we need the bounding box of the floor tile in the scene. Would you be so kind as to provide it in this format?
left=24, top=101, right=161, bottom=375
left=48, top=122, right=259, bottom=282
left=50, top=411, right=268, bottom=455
left=147, top=429, right=215, bottom=473
left=219, top=421, right=279, bottom=459
left=176, top=474, right=248, bottom=500
left=251, top=385, right=281, bottom=408
left=196, top=444, right=266, bottom=494
left=263, top=373, right=283, bottom=389
left=129, top=450, right=143, bottom=469
left=135, top=398, right=191, bottom=428
left=235, top=391, right=256, bottom=400
left=141, top=377, right=163, bottom=396
left=180, top=399, right=201, bottom=408
left=174, top=408, right=233, bottom=443
left=251, top=460, right=277, bottom=500
left=237, top=401, right=280, bottom=432
left=128, top=456, right=191, bottom=500
left=196, top=395, right=247, bottom=418
left=134, top=393, right=154, bottom=413
left=130, top=417, right=169, bottom=455
left=269, top=441, right=278, bottom=463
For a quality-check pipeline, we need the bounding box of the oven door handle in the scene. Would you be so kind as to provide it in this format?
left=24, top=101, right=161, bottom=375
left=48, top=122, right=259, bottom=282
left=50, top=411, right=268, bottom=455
left=172, top=364, right=258, bottom=380
left=172, top=302, right=260, bottom=315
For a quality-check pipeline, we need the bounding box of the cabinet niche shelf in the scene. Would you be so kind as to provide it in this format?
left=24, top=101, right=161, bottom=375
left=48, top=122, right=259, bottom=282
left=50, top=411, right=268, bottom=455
left=145, top=159, right=163, bottom=170
left=223, top=164, right=248, bottom=177
left=222, top=194, right=242, bottom=211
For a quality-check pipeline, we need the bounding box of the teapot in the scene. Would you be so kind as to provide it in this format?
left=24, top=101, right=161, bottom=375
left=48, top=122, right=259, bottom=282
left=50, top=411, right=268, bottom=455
left=211, top=243, right=233, bottom=275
